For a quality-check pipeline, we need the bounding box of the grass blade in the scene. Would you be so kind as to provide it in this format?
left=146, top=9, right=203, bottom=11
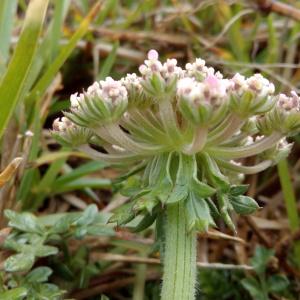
left=54, top=161, right=109, bottom=186
left=0, top=0, right=18, bottom=71
left=26, top=1, right=102, bottom=106
left=53, top=177, right=112, bottom=194
left=0, top=0, right=49, bottom=139
left=98, top=41, right=119, bottom=80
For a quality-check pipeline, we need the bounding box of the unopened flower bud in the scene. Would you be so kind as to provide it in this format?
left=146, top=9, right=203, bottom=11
left=67, top=78, right=128, bottom=127
left=259, top=91, right=300, bottom=135
left=229, top=73, right=275, bottom=116
left=52, top=117, right=93, bottom=147
left=177, top=75, right=229, bottom=125
left=260, top=138, right=293, bottom=164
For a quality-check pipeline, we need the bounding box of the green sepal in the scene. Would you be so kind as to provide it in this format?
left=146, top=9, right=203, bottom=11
left=230, top=195, right=260, bottom=215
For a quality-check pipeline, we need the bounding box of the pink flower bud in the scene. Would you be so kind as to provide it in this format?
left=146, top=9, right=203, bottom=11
left=147, top=49, right=159, bottom=60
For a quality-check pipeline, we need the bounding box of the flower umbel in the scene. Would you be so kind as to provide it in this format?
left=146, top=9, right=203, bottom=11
left=53, top=50, right=300, bottom=300
left=53, top=49, right=300, bottom=230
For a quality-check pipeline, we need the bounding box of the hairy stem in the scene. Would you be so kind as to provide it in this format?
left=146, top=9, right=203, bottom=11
left=216, top=158, right=273, bottom=174
left=207, top=114, right=243, bottom=146
left=159, top=99, right=183, bottom=147
left=208, top=132, right=282, bottom=159
left=104, top=123, right=164, bottom=154
left=161, top=202, right=197, bottom=300
left=133, top=252, right=147, bottom=300
left=183, top=127, right=207, bottom=155
left=78, top=144, right=143, bottom=163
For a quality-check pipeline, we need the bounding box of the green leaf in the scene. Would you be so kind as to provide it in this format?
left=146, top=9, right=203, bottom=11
left=35, top=245, right=58, bottom=257
left=26, top=267, right=53, bottom=283
left=132, top=211, right=158, bottom=232
left=241, top=277, right=264, bottom=300
left=0, top=0, right=49, bottom=138
left=230, top=195, right=259, bottom=215
left=109, top=201, right=135, bottom=226
left=133, top=195, right=159, bottom=214
left=75, top=204, right=99, bottom=226
left=200, top=153, right=229, bottom=192
left=191, top=178, right=215, bottom=198
left=26, top=1, right=102, bottom=106
left=230, top=184, right=249, bottom=196
left=267, top=274, right=289, bottom=293
left=4, top=210, right=43, bottom=234
left=217, top=193, right=236, bottom=232
left=86, top=225, right=115, bottom=237
left=0, top=287, right=27, bottom=300
left=4, top=253, right=35, bottom=272
left=54, top=161, right=109, bottom=186
left=166, top=184, right=189, bottom=204
left=49, top=0, right=71, bottom=60
left=53, top=177, right=112, bottom=194
left=52, top=214, right=80, bottom=234
left=74, top=226, right=88, bottom=239
left=186, top=192, right=215, bottom=232
left=251, top=246, right=274, bottom=275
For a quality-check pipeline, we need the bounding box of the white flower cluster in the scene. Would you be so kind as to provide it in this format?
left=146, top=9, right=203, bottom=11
left=53, top=116, right=73, bottom=132
left=71, top=77, right=128, bottom=109
left=53, top=49, right=300, bottom=167
left=277, top=91, right=300, bottom=112
left=231, top=73, right=275, bottom=97
left=177, top=74, right=231, bottom=108
left=53, top=117, right=92, bottom=146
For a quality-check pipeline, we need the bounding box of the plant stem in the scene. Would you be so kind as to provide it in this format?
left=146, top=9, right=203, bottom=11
left=183, top=127, right=207, bottom=155
left=159, top=99, right=183, bottom=147
left=277, top=159, right=300, bottom=266
left=277, top=159, right=299, bottom=231
left=161, top=202, right=197, bottom=300
left=208, top=132, right=282, bottom=159
left=133, top=252, right=147, bottom=300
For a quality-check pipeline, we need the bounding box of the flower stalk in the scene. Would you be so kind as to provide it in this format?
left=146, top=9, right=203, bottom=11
left=161, top=202, right=197, bottom=300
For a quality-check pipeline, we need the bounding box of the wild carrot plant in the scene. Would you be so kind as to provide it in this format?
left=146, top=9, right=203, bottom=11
left=53, top=50, right=300, bottom=300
